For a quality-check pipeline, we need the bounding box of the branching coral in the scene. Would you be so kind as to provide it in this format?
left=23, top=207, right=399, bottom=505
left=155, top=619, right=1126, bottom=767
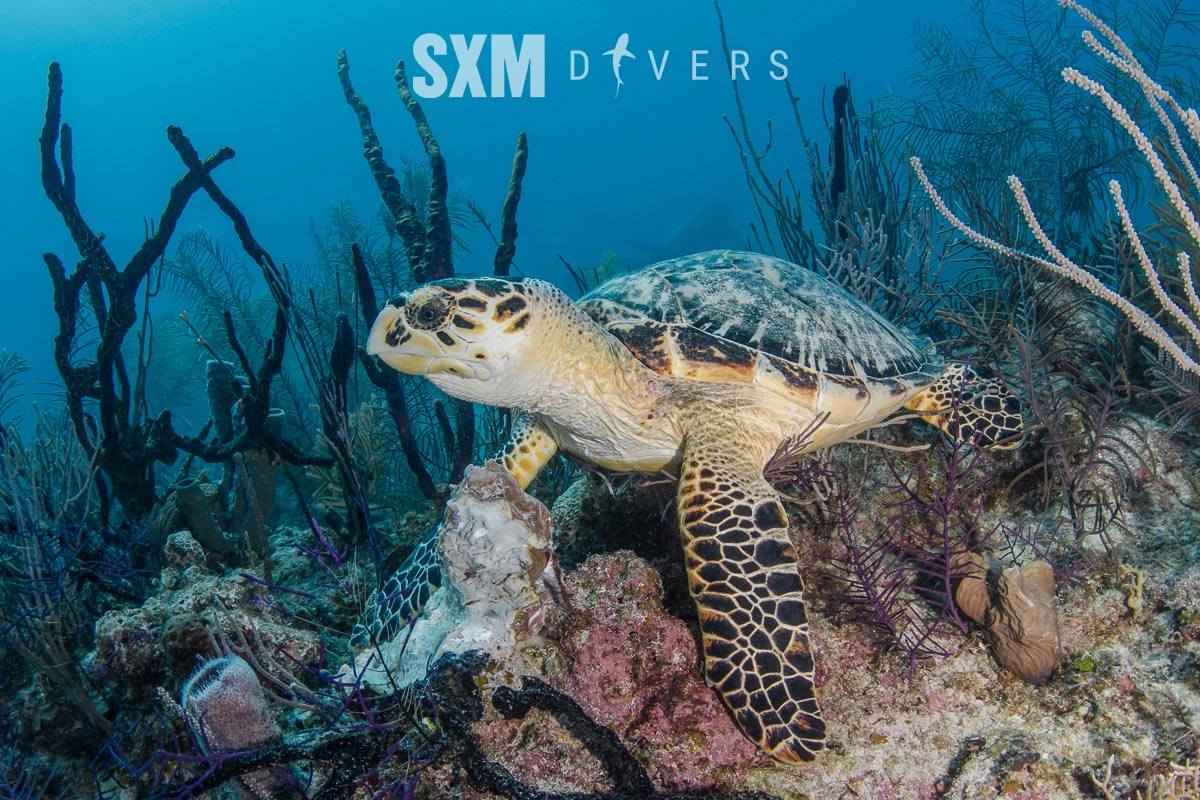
left=164, top=231, right=318, bottom=450
left=892, top=0, right=1199, bottom=242
left=0, top=743, right=63, bottom=800
left=930, top=224, right=1149, bottom=545
left=826, top=424, right=1001, bottom=671
left=1092, top=754, right=1200, bottom=800
left=0, top=352, right=30, bottom=429
left=912, top=0, right=1200, bottom=382
left=308, top=396, right=393, bottom=515
left=0, top=410, right=130, bottom=744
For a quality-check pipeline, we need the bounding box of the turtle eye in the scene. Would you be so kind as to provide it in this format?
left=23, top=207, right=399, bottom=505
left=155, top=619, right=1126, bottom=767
left=407, top=292, right=452, bottom=330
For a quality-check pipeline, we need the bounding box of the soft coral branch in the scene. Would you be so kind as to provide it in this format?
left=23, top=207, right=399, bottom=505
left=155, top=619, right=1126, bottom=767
left=912, top=0, right=1200, bottom=378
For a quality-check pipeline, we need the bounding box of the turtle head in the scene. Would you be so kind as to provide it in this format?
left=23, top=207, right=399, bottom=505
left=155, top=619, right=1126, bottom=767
left=367, top=277, right=539, bottom=404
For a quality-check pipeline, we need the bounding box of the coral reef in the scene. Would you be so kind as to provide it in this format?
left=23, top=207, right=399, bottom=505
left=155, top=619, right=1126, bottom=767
left=406, top=651, right=772, bottom=800
left=411, top=553, right=768, bottom=797
left=372, top=436, right=1199, bottom=799
left=38, top=63, right=328, bottom=527
left=349, top=468, right=765, bottom=794
left=87, top=535, right=322, bottom=691
left=11, top=3, right=1200, bottom=798
left=551, top=553, right=763, bottom=788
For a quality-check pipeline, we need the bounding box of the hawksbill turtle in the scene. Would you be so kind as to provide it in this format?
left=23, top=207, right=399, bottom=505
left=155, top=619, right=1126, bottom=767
left=359, top=249, right=1022, bottom=763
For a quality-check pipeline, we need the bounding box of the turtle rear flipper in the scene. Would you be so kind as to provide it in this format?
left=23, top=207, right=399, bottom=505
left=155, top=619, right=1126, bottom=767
left=351, top=530, right=441, bottom=651
left=905, top=363, right=1023, bottom=449
left=677, top=427, right=826, bottom=764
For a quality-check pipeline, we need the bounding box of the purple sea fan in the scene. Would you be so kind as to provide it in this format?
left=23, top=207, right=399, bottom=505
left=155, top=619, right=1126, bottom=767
left=884, top=435, right=990, bottom=625
left=823, top=486, right=927, bottom=665
left=825, top=425, right=996, bottom=673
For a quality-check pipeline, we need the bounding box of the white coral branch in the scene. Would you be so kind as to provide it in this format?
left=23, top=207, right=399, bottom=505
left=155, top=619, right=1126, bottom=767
left=911, top=0, right=1200, bottom=377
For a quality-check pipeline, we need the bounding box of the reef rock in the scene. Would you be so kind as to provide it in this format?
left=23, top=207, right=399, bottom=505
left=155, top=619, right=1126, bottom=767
left=548, top=552, right=762, bottom=787
left=87, top=536, right=321, bottom=692
left=415, top=551, right=761, bottom=796
left=350, top=465, right=757, bottom=794
left=347, top=463, right=564, bottom=689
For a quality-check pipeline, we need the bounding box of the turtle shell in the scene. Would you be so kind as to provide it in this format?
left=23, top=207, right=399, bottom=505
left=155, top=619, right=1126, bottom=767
left=579, top=250, right=942, bottom=404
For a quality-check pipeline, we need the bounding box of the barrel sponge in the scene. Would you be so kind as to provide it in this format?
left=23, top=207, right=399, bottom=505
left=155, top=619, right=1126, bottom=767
left=181, top=654, right=280, bottom=751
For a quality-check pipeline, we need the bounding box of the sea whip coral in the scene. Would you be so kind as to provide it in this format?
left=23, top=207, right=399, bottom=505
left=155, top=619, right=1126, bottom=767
left=912, top=0, right=1200, bottom=379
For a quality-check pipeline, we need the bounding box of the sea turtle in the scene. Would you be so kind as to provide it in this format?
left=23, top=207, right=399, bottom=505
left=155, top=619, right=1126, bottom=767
left=359, top=249, right=1022, bottom=763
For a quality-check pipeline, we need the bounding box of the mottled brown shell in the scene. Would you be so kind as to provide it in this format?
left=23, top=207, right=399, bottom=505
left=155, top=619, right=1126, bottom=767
left=579, top=250, right=942, bottom=402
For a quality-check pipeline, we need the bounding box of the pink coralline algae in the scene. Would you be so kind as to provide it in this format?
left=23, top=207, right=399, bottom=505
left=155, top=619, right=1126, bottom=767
left=487, top=551, right=762, bottom=792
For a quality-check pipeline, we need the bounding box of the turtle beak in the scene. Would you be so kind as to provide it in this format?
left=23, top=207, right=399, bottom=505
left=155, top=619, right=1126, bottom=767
left=366, top=301, right=433, bottom=375
left=367, top=298, right=481, bottom=378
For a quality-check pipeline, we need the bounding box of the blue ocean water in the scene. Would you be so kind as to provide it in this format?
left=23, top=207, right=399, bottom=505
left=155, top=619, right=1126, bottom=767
left=5, top=2, right=1200, bottom=796
left=1, top=0, right=968, bottom=398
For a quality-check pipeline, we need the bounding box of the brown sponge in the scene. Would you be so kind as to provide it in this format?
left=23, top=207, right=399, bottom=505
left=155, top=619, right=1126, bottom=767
left=953, top=552, right=1062, bottom=684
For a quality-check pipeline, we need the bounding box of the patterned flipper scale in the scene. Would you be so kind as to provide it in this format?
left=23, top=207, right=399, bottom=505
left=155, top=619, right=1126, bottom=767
left=904, top=363, right=1024, bottom=449
left=349, top=531, right=440, bottom=650
left=677, top=425, right=826, bottom=763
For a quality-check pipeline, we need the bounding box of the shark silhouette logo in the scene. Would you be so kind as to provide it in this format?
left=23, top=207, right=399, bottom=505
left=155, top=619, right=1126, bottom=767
left=603, top=33, right=635, bottom=97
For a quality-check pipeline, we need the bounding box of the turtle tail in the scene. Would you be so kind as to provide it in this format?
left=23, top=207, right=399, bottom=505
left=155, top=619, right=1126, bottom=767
left=904, top=363, right=1023, bottom=449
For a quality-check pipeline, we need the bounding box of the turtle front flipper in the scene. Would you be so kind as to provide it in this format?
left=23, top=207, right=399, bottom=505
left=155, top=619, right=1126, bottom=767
left=350, top=530, right=441, bottom=651
left=496, top=413, right=559, bottom=489
left=677, top=428, right=826, bottom=763
left=905, top=363, right=1024, bottom=449
left=351, top=414, right=558, bottom=654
